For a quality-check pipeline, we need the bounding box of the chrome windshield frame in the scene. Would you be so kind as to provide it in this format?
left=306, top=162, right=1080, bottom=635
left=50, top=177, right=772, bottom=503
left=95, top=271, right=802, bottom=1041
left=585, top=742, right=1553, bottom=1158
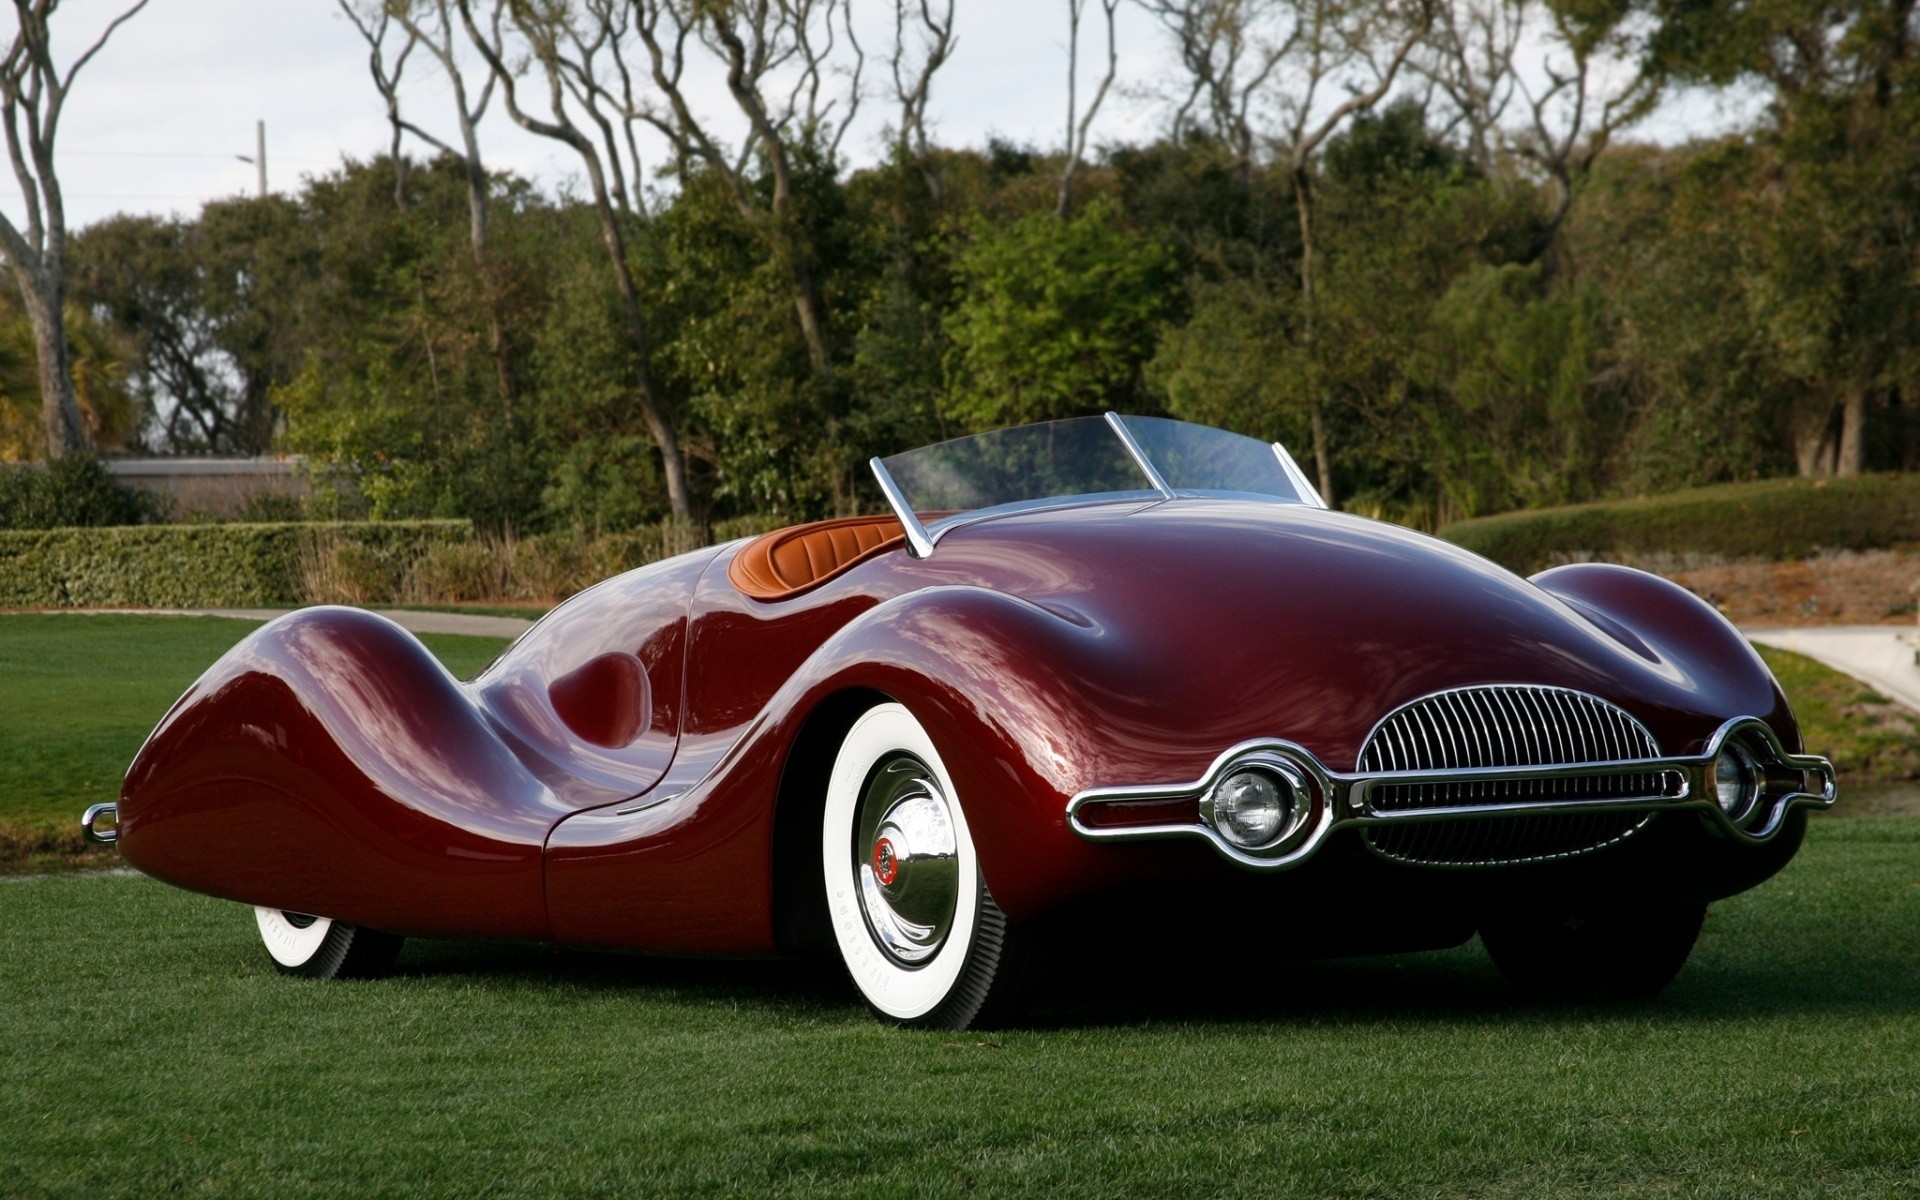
left=1104, top=411, right=1176, bottom=498
left=1272, top=442, right=1327, bottom=508
left=872, top=416, right=1318, bottom=558
left=869, top=455, right=935, bottom=558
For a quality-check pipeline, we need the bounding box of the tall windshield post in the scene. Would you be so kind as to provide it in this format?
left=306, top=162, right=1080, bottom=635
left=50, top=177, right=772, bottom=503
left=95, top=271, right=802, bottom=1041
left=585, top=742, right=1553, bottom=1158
left=1104, top=412, right=1175, bottom=498
left=870, top=457, right=936, bottom=557
left=1272, top=443, right=1327, bottom=508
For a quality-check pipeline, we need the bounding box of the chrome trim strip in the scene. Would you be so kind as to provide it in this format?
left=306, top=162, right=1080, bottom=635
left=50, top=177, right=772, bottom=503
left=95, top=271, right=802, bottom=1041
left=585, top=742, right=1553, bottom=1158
left=1104, top=412, right=1176, bottom=499
left=1066, top=739, right=1338, bottom=870
left=1065, top=715, right=1837, bottom=872
left=1272, top=442, right=1327, bottom=508
left=81, top=802, right=118, bottom=845
left=868, top=456, right=935, bottom=558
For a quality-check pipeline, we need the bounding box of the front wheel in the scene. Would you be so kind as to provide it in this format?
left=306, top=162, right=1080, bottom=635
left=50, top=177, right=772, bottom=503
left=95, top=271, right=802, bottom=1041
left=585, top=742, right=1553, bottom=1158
left=1480, top=903, right=1706, bottom=1000
left=254, top=907, right=404, bottom=980
left=820, top=703, right=1035, bottom=1029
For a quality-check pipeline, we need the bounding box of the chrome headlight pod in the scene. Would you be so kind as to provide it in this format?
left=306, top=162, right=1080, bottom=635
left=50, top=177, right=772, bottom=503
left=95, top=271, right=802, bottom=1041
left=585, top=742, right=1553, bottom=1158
left=1199, top=758, right=1313, bottom=852
left=1695, top=716, right=1837, bottom=841
left=1713, top=740, right=1762, bottom=825
left=1066, top=740, right=1337, bottom=868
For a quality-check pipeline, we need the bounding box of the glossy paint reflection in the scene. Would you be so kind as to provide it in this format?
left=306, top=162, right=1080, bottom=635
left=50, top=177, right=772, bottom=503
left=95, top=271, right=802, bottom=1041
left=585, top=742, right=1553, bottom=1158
left=121, top=497, right=1807, bottom=955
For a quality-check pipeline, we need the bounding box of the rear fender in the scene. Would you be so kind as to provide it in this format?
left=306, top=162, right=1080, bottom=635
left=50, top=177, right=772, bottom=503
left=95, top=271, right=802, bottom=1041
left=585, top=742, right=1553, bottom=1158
left=119, top=608, right=571, bottom=939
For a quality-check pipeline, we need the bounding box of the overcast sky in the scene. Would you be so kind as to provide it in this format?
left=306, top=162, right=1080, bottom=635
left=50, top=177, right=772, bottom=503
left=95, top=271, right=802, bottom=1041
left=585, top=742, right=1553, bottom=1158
left=18, top=0, right=1763, bottom=233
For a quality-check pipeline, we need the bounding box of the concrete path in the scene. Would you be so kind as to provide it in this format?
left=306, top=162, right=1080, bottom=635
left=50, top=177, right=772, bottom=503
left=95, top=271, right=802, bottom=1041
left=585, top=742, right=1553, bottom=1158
left=33, top=607, right=535, bottom=638
left=1744, top=624, right=1920, bottom=714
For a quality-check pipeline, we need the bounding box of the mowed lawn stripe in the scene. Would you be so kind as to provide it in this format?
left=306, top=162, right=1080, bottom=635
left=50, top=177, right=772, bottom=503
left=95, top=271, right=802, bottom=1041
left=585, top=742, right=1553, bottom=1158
left=3, top=820, right=1918, bottom=1198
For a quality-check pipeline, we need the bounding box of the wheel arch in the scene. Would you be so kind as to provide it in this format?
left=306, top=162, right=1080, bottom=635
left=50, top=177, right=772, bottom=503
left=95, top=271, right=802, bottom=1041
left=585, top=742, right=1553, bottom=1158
left=770, top=685, right=892, bottom=956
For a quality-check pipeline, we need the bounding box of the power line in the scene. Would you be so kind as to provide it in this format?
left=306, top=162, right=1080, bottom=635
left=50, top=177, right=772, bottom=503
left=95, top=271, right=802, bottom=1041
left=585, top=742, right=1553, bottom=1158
left=56, top=150, right=329, bottom=164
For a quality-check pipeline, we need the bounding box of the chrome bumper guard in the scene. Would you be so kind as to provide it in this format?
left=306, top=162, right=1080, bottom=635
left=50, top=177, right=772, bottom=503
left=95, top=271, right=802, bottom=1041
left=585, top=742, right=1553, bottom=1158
left=81, top=802, right=119, bottom=845
left=1065, top=716, right=1837, bottom=871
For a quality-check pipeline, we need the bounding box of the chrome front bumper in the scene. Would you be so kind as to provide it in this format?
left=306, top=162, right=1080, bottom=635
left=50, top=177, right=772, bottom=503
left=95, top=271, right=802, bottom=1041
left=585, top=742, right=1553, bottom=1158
left=1066, top=716, right=1838, bottom=871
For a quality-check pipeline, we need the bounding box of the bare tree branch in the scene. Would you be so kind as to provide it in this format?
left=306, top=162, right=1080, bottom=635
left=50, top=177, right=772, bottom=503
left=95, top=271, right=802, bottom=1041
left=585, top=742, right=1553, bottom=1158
left=888, top=0, right=955, bottom=176
left=1057, top=0, right=1120, bottom=218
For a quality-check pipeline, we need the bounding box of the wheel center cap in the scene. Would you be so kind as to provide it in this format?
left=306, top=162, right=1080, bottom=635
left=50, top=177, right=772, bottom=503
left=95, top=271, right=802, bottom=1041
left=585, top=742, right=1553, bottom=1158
left=872, top=837, right=899, bottom=887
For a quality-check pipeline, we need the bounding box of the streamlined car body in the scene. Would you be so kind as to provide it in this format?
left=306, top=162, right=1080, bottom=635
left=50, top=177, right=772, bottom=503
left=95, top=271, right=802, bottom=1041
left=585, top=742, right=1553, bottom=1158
left=100, top=415, right=1836, bottom=1027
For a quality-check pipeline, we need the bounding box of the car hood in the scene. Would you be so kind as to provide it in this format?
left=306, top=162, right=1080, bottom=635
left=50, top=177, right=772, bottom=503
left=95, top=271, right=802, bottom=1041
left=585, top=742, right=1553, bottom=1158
left=918, top=498, right=1781, bottom=777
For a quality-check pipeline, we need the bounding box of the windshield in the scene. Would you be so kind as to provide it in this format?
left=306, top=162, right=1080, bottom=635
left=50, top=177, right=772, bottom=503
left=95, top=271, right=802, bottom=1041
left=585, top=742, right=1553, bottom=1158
left=872, top=414, right=1314, bottom=555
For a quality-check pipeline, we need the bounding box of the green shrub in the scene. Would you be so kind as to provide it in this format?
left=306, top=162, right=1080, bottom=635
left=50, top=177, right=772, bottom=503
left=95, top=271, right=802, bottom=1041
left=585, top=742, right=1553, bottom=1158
left=0, top=521, right=471, bottom=608
left=1440, top=474, right=1920, bottom=575
left=0, top=457, right=164, bottom=530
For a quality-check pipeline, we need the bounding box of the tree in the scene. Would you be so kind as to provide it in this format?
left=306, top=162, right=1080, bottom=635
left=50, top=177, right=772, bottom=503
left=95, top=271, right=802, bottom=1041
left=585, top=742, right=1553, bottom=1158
left=458, top=0, right=693, bottom=519
left=1139, top=0, right=1293, bottom=167
left=625, top=0, right=869, bottom=372
left=1642, top=0, right=1920, bottom=475
left=341, top=0, right=516, bottom=412
left=0, top=0, right=149, bottom=458
left=1057, top=0, right=1121, bottom=217
left=886, top=0, right=956, bottom=193
left=944, top=202, right=1176, bottom=428
left=1280, top=0, right=1434, bottom=504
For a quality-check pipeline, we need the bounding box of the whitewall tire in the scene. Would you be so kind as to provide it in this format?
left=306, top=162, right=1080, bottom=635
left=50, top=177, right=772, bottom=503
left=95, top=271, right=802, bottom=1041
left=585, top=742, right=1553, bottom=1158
left=821, top=702, right=1033, bottom=1028
left=253, top=907, right=404, bottom=980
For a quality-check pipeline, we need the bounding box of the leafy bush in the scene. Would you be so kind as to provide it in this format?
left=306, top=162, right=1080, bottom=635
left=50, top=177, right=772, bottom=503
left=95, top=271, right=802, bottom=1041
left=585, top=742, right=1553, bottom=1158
left=0, top=513, right=802, bottom=608
left=0, top=521, right=471, bottom=608
left=1440, top=474, right=1920, bottom=575
left=0, top=457, right=163, bottom=530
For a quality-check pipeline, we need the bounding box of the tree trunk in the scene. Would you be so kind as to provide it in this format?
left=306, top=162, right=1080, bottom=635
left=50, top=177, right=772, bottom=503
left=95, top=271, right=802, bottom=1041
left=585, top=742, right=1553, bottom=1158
left=1836, top=390, right=1866, bottom=476
left=16, top=270, right=88, bottom=458
left=1291, top=163, right=1335, bottom=507
left=785, top=248, right=831, bottom=373
left=590, top=197, right=691, bottom=521
left=1793, top=397, right=1841, bottom=477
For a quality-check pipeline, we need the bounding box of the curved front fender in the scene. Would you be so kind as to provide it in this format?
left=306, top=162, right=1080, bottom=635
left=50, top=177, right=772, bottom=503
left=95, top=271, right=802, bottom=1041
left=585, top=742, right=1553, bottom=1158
left=1531, top=563, right=1799, bottom=754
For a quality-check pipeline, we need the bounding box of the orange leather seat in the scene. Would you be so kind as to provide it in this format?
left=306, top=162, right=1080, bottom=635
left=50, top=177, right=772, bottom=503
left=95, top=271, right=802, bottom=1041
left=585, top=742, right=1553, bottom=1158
left=727, top=513, right=906, bottom=601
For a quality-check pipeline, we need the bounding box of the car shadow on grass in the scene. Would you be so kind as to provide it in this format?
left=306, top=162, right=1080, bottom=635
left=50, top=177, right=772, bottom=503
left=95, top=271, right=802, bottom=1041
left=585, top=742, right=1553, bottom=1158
left=375, top=928, right=1920, bottom=1031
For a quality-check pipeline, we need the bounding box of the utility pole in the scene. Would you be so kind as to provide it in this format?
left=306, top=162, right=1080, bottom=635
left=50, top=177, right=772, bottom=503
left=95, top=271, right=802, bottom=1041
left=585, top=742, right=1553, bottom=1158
left=237, top=120, right=267, bottom=197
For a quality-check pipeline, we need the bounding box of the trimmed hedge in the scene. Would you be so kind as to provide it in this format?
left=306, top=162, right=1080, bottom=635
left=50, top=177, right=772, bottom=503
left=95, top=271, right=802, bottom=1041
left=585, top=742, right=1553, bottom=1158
left=0, top=520, right=472, bottom=608
left=1440, top=474, right=1920, bottom=575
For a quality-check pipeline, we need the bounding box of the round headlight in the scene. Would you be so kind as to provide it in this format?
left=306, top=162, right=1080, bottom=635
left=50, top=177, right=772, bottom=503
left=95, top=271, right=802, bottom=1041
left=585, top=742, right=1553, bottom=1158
left=1210, top=768, right=1295, bottom=849
left=1713, top=743, right=1760, bottom=823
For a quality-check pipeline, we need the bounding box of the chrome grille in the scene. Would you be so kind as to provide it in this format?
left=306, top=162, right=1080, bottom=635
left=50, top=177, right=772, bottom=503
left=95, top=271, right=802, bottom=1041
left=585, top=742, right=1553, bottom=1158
left=1358, top=686, right=1671, bottom=867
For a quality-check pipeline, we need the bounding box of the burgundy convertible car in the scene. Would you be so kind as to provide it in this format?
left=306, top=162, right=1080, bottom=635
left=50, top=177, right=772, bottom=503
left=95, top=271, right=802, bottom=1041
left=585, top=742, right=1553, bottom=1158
left=92, top=415, right=1836, bottom=1028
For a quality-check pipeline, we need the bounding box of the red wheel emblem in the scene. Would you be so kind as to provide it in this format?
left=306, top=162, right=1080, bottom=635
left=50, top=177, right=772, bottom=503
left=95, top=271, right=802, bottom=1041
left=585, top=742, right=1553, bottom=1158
left=872, top=838, right=899, bottom=886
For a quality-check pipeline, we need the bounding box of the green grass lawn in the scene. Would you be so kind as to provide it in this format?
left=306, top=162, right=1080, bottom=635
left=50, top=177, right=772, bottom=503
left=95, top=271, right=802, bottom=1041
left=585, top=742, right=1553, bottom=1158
left=0, top=618, right=1917, bottom=1195
left=2, top=820, right=1918, bottom=1198
left=0, top=615, right=508, bottom=865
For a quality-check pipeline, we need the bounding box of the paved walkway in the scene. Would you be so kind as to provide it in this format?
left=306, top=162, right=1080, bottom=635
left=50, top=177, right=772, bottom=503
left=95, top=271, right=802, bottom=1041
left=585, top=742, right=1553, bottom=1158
left=36, top=607, right=536, bottom=638
left=1744, top=624, right=1920, bottom=714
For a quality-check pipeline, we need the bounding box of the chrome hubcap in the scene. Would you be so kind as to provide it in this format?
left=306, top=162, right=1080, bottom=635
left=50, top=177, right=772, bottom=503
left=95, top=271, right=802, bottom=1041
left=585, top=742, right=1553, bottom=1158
left=854, top=754, right=959, bottom=966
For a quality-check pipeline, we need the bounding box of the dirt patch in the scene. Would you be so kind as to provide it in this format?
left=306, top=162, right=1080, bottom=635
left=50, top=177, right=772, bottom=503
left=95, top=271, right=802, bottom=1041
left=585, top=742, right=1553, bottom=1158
left=1624, top=549, right=1920, bottom=626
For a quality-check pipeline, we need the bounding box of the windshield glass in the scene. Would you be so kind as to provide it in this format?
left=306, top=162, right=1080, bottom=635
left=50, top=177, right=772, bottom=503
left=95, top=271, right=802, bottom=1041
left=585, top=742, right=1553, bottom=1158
left=877, top=416, right=1153, bottom=515
left=1116, top=416, right=1301, bottom=501
left=873, top=414, right=1309, bottom=552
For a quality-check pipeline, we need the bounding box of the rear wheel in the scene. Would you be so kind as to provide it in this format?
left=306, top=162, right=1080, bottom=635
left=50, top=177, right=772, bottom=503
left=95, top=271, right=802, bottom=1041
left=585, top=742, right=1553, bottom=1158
left=1480, top=903, right=1706, bottom=1000
left=253, top=907, right=404, bottom=980
left=820, top=703, right=1035, bottom=1029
